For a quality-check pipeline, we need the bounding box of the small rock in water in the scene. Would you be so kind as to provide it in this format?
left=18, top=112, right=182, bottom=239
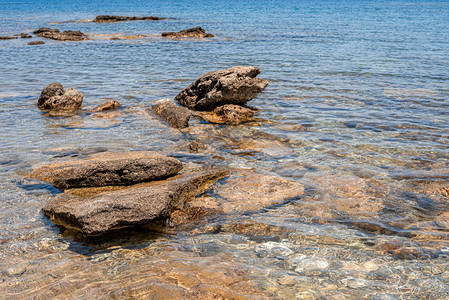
left=37, top=82, right=83, bottom=110
left=150, top=99, right=192, bottom=129
left=162, top=26, right=214, bottom=38
left=89, top=99, right=121, bottom=112
left=16, top=33, right=32, bottom=38
left=175, top=66, right=268, bottom=111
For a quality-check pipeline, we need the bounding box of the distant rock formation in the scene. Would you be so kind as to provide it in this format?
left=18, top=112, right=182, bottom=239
left=94, top=15, right=166, bottom=23
left=162, top=27, right=214, bottom=38
left=33, top=28, right=87, bottom=41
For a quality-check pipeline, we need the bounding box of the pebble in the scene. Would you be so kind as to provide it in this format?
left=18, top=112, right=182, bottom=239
left=255, top=242, right=294, bottom=257
left=3, top=264, right=28, bottom=277
left=294, top=257, right=329, bottom=273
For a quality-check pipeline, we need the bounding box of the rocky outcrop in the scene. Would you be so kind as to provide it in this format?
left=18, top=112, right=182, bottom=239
left=33, top=28, right=87, bottom=41
left=28, top=41, right=45, bottom=45
left=175, top=66, right=268, bottom=111
left=37, top=82, right=83, bottom=110
left=151, top=99, right=192, bottom=129
left=31, top=151, right=183, bottom=189
left=89, top=99, right=121, bottom=112
left=162, top=27, right=214, bottom=38
left=42, top=170, right=227, bottom=236
left=200, top=104, right=255, bottom=125
left=94, top=15, right=165, bottom=23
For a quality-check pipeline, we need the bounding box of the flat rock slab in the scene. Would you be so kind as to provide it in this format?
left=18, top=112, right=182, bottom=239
left=162, top=26, right=214, bottom=38
left=33, top=28, right=87, bottom=41
left=31, top=151, right=183, bottom=189
left=150, top=99, right=192, bottom=129
left=94, top=15, right=165, bottom=22
left=199, top=104, right=255, bottom=125
left=42, top=170, right=227, bottom=236
left=175, top=66, right=268, bottom=111
left=37, top=82, right=83, bottom=110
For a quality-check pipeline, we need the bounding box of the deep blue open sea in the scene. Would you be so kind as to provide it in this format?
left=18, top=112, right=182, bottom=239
left=1, top=0, right=449, bottom=298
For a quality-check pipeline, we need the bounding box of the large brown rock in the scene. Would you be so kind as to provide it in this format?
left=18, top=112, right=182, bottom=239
left=31, top=151, right=183, bottom=189
left=37, top=82, right=83, bottom=110
left=150, top=99, right=192, bottom=129
left=42, top=170, right=227, bottom=236
left=33, top=28, right=87, bottom=41
left=200, top=104, right=255, bottom=125
left=162, top=27, right=214, bottom=38
left=175, top=66, right=268, bottom=111
left=94, top=15, right=165, bottom=22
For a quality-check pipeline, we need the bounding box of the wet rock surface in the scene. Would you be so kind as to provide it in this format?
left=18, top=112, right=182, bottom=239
left=175, top=66, right=268, bottom=111
left=89, top=99, right=121, bottom=112
left=94, top=15, right=166, bottom=22
left=162, top=26, right=214, bottom=38
left=199, top=104, right=255, bottom=125
left=109, top=34, right=148, bottom=40
left=33, top=28, right=87, bottom=41
left=37, top=82, right=83, bottom=110
left=42, top=170, right=227, bottom=236
left=150, top=99, right=192, bottom=129
left=31, top=151, right=183, bottom=189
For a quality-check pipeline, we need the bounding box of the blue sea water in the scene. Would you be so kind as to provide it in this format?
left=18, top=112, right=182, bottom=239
left=1, top=0, right=449, bottom=298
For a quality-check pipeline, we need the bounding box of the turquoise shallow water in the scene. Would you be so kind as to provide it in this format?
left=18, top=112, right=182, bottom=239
left=1, top=0, right=449, bottom=298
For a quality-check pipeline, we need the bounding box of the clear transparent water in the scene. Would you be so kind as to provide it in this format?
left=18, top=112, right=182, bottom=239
left=1, top=0, right=449, bottom=298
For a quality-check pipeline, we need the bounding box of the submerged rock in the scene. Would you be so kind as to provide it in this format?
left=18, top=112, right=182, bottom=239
left=31, top=151, right=183, bottom=189
left=109, top=35, right=147, bottom=40
left=42, top=170, right=227, bottom=236
left=200, top=104, right=255, bottom=125
left=94, top=15, right=165, bottom=22
left=175, top=66, right=268, bottom=111
left=33, top=28, right=87, bottom=41
left=37, top=82, right=83, bottom=110
left=191, top=171, right=304, bottom=213
left=89, top=99, right=121, bottom=112
left=150, top=99, right=192, bottom=129
left=162, top=26, right=214, bottom=38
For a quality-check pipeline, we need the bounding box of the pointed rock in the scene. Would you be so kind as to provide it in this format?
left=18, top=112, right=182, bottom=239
left=175, top=66, right=268, bottom=111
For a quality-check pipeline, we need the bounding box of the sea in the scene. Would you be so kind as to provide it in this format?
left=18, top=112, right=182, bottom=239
left=1, top=0, right=449, bottom=298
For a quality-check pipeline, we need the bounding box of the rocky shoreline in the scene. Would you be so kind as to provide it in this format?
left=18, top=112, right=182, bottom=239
left=30, top=65, right=290, bottom=239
